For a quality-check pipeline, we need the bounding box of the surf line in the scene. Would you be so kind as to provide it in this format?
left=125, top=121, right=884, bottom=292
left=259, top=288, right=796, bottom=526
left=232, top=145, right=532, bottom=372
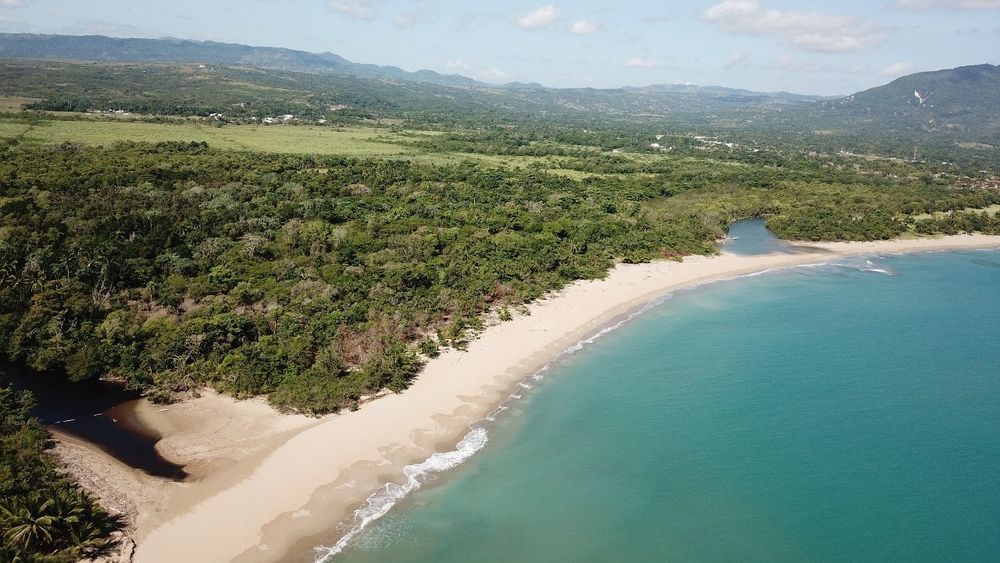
left=313, top=255, right=890, bottom=560
left=312, top=293, right=671, bottom=561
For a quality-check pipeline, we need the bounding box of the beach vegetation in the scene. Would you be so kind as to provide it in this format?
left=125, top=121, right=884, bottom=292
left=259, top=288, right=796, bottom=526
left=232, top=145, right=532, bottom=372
left=1, top=136, right=998, bottom=413
left=1, top=56, right=999, bottom=414
left=0, top=383, right=119, bottom=561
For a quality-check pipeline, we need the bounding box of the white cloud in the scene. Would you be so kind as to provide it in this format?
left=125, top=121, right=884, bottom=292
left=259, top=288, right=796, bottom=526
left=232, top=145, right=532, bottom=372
left=625, top=57, right=659, bottom=68
left=328, top=0, right=379, bottom=21
left=444, top=59, right=472, bottom=71
left=516, top=4, right=561, bottom=30
left=878, top=61, right=916, bottom=76
left=704, top=0, right=884, bottom=52
left=0, top=0, right=26, bottom=7
left=893, top=0, right=1000, bottom=9
left=725, top=51, right=748, bottom=67
left=570, top=19, right=601, bottom=35
left=393, top=3, right=430, bottom=30
left=791, top=33, right=883, bottom=52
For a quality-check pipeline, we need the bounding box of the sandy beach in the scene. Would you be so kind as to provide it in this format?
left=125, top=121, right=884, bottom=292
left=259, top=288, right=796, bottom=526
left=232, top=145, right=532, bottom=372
left=57, top=234, right=1000, bottom=563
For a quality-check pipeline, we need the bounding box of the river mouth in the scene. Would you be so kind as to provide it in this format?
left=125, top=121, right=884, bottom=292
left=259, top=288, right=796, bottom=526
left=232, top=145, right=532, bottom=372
left=3, top=364, right=187, bottom=480
left=721, top=218, right=828, bottom=256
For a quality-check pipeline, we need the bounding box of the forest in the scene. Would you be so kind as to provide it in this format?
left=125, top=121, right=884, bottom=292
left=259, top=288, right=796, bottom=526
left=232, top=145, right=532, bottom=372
left=2, top=139, right=998, bottom=415
left=0, top=52, right=999, bottom=558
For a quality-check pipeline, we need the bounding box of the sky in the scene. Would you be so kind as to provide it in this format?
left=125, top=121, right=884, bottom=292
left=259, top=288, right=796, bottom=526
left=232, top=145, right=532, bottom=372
left=1, top=0, right=998, bottom=95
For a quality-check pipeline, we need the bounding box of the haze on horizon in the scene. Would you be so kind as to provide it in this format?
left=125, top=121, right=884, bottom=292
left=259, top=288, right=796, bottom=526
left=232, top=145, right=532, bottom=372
left=1, top=0, right=999, bottom=97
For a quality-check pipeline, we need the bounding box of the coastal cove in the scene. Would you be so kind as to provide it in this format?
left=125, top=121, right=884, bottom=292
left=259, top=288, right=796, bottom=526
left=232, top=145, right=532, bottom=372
left=2, top=22, right=999, bottom=563
left=69, top=230, right=993, bottom=563
left=17, top=226, right=1000, bottom=561
left=332, top=243, right=1000, bottom=562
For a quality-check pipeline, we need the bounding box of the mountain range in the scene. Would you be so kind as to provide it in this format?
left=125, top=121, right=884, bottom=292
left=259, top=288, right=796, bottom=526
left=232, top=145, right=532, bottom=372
left=0, top=32, right=483, bottom=88
left=0, top=33, right=997, bottom=147
left=0, top=32, right=822, bottom=102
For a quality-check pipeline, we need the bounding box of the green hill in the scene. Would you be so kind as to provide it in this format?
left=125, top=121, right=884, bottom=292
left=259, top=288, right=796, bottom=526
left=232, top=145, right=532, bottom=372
left=0, top=33, right=820, bottom=120
left=0, top=32, right=482, bottom=88
left=809, top=64, right=1000, bottom=145
left=1, top=34, right=997, bottom=162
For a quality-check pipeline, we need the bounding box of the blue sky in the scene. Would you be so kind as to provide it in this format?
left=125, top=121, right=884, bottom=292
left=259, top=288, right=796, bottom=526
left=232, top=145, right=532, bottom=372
left=1, top=0, right=998, bottom=95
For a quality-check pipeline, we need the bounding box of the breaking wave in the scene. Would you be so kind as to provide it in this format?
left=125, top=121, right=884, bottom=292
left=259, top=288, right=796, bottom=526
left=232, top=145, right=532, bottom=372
left=313, top=253, right=908, bottom=560
left=312, top=296, right=667, bottom=561
left=314, top=427, right=489, bottom=561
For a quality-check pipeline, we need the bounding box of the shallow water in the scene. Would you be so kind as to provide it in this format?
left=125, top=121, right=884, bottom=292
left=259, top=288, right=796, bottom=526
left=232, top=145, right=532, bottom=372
left=721, top=218, right=815, bottom=255
left=328, top=249, right=1000, bottom=562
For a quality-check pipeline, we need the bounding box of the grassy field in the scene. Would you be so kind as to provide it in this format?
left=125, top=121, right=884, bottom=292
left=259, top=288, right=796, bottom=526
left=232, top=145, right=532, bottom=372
left=0, top=119, right=423, bottom=156
left=0, top=116, right=617, bottom=177
left=911, top=203, right=1000, bottom=220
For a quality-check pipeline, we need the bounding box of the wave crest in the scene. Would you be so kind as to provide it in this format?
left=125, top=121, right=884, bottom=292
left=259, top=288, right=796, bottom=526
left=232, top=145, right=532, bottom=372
left=312, top=254, right=899, bottom=559
left=314, top=427, right=489, bottom=561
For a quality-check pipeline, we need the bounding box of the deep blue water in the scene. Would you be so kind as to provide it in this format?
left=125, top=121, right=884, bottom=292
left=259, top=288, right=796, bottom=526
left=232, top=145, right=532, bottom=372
left=327, top=245, right=1000, bottom=562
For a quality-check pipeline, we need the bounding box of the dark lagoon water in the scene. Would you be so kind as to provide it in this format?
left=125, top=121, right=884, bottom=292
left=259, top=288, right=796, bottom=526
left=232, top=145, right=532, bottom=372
left=325, top=246, right=1000, bottom=562
left=3, top=365, right=187, bottom=479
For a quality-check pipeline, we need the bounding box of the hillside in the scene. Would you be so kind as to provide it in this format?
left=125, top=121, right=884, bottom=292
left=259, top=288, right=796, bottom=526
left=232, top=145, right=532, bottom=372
left=0, top=62, right=816, bottom=132
left=809, top=64, right=1000, bottom=145
left=0, top=35, right=997, bottom=164
left=0, top=32, right=483, bottom=88
left=0, top=34, right=818, bottom=120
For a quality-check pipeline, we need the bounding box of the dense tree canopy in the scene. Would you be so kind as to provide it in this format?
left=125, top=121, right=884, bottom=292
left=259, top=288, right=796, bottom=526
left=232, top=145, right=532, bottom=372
left=0, top=143, right=715, bottom=413
left=2, top=139, right=997, bottom=414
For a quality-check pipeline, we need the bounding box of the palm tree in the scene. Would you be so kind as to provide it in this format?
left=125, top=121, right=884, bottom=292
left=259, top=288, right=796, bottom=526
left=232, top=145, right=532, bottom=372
left=61, top=490, right=115, bottom=557
left=1, top=488, right=116, bottom=558
left=47, top=490, right=84, bottom=528
left=0, top=495, right=58, bottom=554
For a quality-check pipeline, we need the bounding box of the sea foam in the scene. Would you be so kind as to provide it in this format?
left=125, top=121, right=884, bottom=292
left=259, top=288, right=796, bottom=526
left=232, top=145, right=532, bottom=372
left=312, top=296, right=661, bottom=560
left=314, top=427, right=489, bottom=561
left=313, top=254, right=897, bottom=560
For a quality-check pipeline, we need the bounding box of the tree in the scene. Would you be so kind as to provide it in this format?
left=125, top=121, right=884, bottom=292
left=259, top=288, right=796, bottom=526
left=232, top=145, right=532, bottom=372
left=0, top=495, right=58, bottom=554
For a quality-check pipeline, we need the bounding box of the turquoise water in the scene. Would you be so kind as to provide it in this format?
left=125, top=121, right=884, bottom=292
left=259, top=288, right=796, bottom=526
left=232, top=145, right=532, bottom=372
left=721, top=218, right=814, bottom=255
left=329, top=249, right=1000, bottom=562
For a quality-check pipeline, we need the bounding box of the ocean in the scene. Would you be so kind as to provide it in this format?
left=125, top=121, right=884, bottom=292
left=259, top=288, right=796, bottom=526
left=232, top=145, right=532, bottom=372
left=324, top=225, right=1000, bottom=562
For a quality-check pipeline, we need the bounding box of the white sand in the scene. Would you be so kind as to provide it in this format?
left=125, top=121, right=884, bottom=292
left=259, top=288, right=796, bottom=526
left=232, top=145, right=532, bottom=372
left=54, top=391, right=316, bottom=556
left=107, top=234, right=1000, bottom=563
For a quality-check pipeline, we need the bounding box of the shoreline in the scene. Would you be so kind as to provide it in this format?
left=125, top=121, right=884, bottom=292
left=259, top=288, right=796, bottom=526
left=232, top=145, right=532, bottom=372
left=59, top=234, right=1000, bottom=563
left=50, top=390, right=318, bottom=559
